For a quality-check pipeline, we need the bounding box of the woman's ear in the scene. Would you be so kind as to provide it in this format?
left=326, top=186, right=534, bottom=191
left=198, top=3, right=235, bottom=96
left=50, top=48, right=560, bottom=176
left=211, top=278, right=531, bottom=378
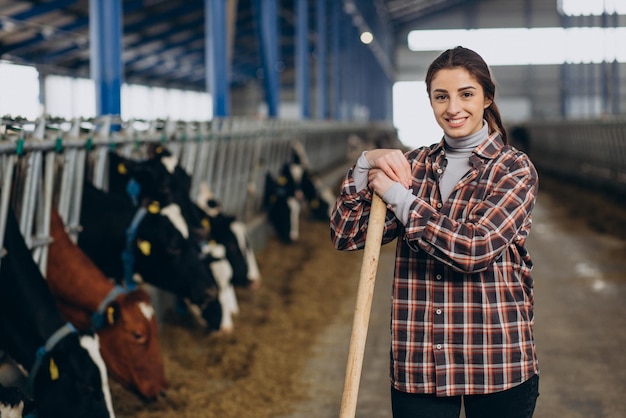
left=484, top=98, right=493, bottom=108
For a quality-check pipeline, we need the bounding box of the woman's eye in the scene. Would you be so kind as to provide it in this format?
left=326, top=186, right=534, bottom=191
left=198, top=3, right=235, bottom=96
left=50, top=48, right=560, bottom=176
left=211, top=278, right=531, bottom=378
left=434, top=94, right=447, bottom=101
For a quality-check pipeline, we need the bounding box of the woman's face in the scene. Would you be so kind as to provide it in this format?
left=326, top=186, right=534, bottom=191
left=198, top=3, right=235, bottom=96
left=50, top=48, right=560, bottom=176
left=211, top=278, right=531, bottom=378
left=429, top=68, right=492, bottom=138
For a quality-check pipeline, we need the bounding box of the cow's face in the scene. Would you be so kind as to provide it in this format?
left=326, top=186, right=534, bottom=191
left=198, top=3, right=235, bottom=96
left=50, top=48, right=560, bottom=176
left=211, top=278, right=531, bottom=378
left=97, top=290, right=168, bottom=400
left=33, top=333, right=113, bottom=418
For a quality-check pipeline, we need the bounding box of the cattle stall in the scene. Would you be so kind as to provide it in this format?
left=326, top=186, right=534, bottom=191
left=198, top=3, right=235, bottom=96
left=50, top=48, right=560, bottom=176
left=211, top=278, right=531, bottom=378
left=518, top=118, right=626, bottom=196
left=0, top=115, right=396, bottom=414
left=0, top=116, right=394, bottom=270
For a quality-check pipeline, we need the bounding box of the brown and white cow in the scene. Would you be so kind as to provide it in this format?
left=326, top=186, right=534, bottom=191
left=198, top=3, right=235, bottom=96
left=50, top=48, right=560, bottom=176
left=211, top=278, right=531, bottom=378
left=46, top=209, right=168, bottom=400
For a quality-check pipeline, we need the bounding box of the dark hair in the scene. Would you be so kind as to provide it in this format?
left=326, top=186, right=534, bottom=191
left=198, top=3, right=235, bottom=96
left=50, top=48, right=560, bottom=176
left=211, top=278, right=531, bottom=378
left=425, top=46, right=508, bottom=144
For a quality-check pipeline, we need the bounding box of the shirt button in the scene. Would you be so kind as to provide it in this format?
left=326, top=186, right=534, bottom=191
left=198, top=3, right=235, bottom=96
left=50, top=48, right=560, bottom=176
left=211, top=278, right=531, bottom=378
left=436, top=309, right=442, bottom=315
left=436, top=202, right=442, bottom=209
left=436, top=344, right=442, bottom=350
left=435, top=274, right=442, bottom=280
left=437, top=168, right=443, bottom=174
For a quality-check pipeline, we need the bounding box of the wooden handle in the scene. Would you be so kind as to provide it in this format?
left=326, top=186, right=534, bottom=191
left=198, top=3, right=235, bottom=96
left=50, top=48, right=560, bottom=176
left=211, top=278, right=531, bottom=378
left=339, top=193, right=387, bottom=418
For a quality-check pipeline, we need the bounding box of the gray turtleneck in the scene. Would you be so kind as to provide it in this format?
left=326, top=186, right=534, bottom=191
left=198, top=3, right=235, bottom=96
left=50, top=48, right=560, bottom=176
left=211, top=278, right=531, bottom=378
left=353, top=121, right=488, bottom=225
left=439, top=121, right=488, bottom=201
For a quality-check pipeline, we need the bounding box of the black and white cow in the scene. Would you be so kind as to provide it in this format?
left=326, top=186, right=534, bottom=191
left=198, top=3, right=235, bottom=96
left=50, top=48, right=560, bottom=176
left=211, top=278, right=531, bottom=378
left=0, top=206, right=114, bottom=418
left=195, top=182, right=261, bottom=288
left=77, top=180, right=228, bottom=332
left=263, top=171, right=301, bottom=244
left=279, top=151, right=334, bottom=222
left=107, top=148, right=260, bottom=325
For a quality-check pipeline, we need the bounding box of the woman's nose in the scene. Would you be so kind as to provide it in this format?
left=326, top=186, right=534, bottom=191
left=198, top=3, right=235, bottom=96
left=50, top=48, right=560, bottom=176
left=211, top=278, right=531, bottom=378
left=446, top=97, right=461, bottom=115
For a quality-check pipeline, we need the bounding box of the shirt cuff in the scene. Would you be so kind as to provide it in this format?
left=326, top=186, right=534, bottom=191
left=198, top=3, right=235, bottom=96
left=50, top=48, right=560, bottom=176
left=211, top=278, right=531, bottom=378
left=353, top=151, right=371, bottom=192
left=382, top=182, right=414, bottom=225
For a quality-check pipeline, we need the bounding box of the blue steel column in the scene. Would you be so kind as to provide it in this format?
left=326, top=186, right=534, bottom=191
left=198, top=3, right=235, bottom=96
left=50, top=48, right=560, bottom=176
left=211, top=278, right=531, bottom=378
left=255, top=0, right=280, bottom=118
left=206, top=0, right=230, bottom=117
left=331, top=0, right=341, bottom=119
left=90, top=0, right=122, bottom=118
left=295, top=0, right=309, bottom=118
left=316, top=0, right=327, bottom=119
left=343, top=14, right=355, bottom=120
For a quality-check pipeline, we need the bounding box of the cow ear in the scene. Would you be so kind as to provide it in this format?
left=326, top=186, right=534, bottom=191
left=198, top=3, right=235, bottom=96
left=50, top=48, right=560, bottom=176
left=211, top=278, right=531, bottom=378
left=137, top=239, right=152, bottom=256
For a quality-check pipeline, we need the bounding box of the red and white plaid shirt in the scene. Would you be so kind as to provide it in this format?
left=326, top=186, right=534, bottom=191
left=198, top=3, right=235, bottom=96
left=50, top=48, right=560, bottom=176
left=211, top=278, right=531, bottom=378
left=330, top=133, right=539, bottom=396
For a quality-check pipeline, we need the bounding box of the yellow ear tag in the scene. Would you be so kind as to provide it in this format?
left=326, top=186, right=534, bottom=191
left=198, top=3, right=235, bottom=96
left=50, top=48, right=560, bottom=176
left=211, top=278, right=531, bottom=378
left=201, top=217, right=211, bottom=233
left=107, top=306, right=116, bottom=325
left=278, top=176, right=287, bottom=186
left=311, top=198, right=320, bottom=209
left=117, top=163, right=127, bottom=175
left=137, top=240, right=151, bottom=256
left=148, top=201, right=160, bottom=214
left=155, top=146, right=163, bottom=155
left=49, top=358, right=59, bottom=381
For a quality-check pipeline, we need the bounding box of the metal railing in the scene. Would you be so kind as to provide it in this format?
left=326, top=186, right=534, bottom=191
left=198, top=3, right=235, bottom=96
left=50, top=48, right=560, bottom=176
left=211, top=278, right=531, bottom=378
left=518, top=118, right=626, bottom=194
left=0, top=116, right=395, bottom=271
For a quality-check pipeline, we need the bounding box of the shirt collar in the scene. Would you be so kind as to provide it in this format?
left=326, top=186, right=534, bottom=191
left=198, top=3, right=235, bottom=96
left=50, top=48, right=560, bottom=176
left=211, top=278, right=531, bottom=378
left=429, top=131, right=504, bottom=160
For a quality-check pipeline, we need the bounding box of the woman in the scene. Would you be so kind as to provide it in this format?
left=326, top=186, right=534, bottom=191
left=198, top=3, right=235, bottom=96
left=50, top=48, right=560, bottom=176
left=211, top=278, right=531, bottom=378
left=330, top=46, right=539, bottom=418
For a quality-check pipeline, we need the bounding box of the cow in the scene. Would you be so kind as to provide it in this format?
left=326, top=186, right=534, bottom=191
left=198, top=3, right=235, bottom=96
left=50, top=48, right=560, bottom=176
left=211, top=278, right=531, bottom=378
left=108, top=149, right=259, bottom=323
left=263, top=171, right=301, bottom=244
left=0, top=205, right=114, bottom=418
left=77, top=180, right=228, bottom=333
left=279, top=153, right=334, bottom=221
left=46, top=209, right=168, bottom=400
left=195, top=182, right=262, bottom=288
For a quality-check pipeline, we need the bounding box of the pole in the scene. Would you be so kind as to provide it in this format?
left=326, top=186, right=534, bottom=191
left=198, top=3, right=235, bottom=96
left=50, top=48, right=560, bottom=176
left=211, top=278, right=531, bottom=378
left=339, top=193, right=387, bottom=418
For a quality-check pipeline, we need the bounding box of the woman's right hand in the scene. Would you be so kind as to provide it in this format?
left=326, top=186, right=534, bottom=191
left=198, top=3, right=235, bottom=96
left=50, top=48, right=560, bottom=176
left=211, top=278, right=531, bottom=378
left=365, top=149, right=412, bottom=189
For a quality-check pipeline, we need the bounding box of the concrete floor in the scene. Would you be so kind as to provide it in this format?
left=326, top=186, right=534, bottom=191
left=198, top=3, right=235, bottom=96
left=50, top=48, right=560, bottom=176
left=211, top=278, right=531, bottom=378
left=281, top=190, right=626, bottom=418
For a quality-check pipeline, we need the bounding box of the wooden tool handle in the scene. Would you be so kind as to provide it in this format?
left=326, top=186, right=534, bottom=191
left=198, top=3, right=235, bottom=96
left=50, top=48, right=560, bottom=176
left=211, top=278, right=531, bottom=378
left=339, top=193, right=387, bottom=418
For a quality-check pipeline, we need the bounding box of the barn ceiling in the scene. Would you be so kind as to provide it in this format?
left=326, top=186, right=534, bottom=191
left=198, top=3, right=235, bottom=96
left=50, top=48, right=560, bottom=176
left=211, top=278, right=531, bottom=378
left=0, top=0, right=471, bottom=91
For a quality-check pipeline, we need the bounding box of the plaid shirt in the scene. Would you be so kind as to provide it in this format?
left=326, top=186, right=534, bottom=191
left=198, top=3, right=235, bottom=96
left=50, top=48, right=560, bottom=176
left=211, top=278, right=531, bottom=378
left=330, top=133, right=539, bottom=396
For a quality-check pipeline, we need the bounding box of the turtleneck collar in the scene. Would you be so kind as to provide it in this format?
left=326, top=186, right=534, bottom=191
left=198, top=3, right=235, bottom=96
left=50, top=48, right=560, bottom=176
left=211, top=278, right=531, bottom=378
left=444, top=120, right=489, bottom=153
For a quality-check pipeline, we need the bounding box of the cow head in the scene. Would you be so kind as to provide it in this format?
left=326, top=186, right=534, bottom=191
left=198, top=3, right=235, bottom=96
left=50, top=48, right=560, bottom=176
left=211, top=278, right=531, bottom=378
left=56, top=289, right=168, bottom=400
left=31, top=332, right=113, bottom=418
left=109, top=149, right=205, bottom=243
left=131, top=206, right=224, bottom=332
left=95, top=290, right=167, bottom=400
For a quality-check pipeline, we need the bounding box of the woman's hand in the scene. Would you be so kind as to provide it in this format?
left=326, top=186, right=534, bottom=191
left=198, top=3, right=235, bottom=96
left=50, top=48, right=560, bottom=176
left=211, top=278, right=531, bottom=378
left=368, top=168, right=396, bottom=197
left=365, top=149, right=412, bottom=189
